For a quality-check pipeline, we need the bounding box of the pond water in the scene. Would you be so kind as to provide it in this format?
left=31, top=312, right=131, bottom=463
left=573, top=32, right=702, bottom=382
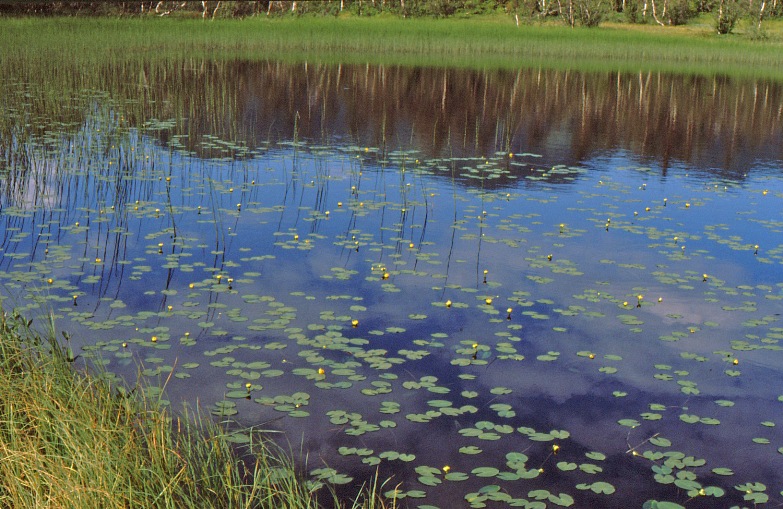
left=2, top=61, right=783, bottom=508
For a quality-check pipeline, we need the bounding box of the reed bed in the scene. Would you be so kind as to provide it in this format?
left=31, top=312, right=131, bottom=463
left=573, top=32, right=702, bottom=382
left=0, top=309, right=388, bottom=508
left=2, top=17, right=783, bottom=79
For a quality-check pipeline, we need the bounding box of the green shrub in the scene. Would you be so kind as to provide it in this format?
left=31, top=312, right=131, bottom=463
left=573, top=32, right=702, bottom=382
left=577, top=0, right=609, bottom=26
left=667, top=0, right=697, bottom=24
left=715, top=0, right=744, bottom=33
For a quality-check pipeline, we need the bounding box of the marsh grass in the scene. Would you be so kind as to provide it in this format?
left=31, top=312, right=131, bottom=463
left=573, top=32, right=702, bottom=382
left=2, top=17, right=783, bottom=79
left=0, top=308, right=388, bottom=509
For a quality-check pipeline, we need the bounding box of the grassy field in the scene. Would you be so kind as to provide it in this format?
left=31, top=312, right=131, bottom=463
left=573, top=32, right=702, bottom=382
left=2, top=16, right=783, bottom=78
left=0, top=309, right=387, bottom=508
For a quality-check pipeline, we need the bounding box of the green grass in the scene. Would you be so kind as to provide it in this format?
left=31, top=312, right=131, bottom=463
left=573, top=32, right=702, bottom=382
left=0, top=308, right=390, bottom=508
left=2, top=16, right=783, bottom=79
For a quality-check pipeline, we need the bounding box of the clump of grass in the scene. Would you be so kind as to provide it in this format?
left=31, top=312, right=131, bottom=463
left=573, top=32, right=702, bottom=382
left=0, top=308, right=386, bottom=508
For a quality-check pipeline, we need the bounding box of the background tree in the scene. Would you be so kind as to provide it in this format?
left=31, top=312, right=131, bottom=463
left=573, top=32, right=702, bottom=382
left=715, top=0, right=745, bottom=32
left=0, top=0, right=779, bottom=30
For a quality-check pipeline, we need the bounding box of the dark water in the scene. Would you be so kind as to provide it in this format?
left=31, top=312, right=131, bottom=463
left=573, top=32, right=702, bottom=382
left=1, top=61, right=782, bottom=508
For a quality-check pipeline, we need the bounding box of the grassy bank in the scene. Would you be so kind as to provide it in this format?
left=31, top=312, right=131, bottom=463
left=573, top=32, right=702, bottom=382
left=2, top=16, right=783, bottom=78
left=0, top=309, right=384, bottom=508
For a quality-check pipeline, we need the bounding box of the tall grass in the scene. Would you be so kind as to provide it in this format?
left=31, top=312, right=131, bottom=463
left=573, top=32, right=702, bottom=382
left=0, top=308, right=388, bottom=508
left=2, top=17, right=783, bottom=79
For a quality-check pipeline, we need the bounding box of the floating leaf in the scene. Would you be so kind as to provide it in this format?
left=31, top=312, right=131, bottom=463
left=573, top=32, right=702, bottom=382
left=585, top=451, right=606, bottom=461
left=642, top=502, right=685, bottom=509
left=589, top=482, right=616, bottom=494
left=471, top=467, right=500, bottom=477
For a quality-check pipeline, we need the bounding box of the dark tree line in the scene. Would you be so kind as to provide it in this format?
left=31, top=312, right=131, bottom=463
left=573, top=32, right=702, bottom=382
left=0, top=0, right=779, bottom=32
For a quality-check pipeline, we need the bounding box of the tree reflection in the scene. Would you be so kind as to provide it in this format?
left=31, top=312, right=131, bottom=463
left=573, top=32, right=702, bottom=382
left=116, top=62, right=783, bottom=178
left=3, top=60, right=782, bottom=183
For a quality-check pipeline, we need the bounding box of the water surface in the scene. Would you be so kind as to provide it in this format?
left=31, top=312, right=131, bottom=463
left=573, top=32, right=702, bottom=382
left=1, top=61, right=782, bottom=508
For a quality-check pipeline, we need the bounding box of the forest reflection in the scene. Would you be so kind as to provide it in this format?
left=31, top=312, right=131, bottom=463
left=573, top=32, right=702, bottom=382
left=4, top=59, right=783, bottom=180
left=132, top=60, right=782, bottom=178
